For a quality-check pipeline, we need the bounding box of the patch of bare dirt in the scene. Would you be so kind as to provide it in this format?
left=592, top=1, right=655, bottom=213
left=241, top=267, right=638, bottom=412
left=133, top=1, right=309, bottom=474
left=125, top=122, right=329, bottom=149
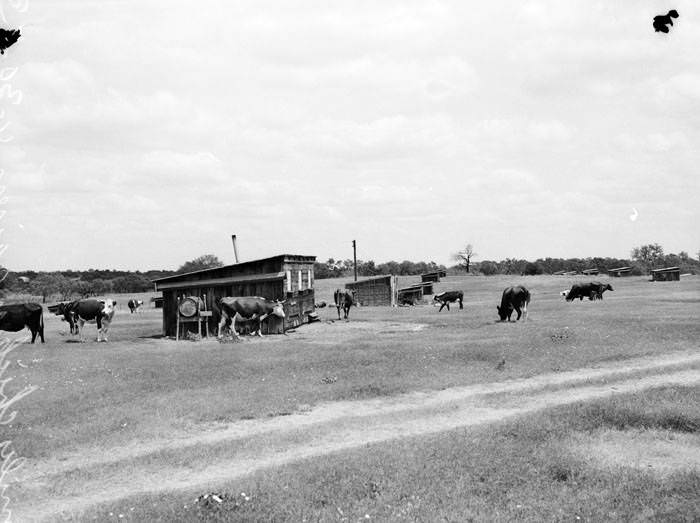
left=569, top=429, right=700, bottom=475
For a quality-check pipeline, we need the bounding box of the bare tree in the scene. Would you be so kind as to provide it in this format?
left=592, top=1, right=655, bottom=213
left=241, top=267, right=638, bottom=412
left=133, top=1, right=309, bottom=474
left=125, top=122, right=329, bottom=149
left=453, top=244, right=477, bottom=273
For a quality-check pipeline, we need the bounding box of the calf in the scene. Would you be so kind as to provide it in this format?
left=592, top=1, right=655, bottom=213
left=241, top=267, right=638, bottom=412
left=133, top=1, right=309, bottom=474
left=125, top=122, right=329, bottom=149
left=433, top=291, right=464, bottom=312
left=216, top=296, right=285, bottom=338
left=0, top=303, right=44, bottom=343
left=334, top=289, right=354, bottom=320
left=127, top=299, right=144, bottom=313
left=497, top=285, right=530, bottom=321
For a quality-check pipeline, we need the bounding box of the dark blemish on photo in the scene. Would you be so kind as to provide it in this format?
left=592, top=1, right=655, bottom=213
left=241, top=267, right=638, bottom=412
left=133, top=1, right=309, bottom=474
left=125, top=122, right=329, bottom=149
left=0, top=28, right=21, bottom=55
left=653, top=10, right=679, bottom=33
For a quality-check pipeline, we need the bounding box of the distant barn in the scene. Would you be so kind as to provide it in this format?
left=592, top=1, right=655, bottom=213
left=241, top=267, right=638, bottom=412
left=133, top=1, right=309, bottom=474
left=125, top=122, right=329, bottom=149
left=581, top=268, right=599, bottom=276
left=421, top=270, right=447, bottom=283
left=153, top=254, right=316, bottom=337
left=345, top=275, right=397, bottom=306
left=650, top=266, right=680, bottom=281
left=608, top=266, right=632, bottom=277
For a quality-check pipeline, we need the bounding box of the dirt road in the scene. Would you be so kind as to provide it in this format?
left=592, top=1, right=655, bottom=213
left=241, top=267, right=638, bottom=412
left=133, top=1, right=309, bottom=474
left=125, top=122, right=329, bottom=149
left=13, top=350, right=700, bottom=522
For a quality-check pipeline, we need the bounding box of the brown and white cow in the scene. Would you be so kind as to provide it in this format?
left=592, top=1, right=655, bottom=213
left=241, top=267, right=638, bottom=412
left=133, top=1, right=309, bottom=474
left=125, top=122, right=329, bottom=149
left=216, top=296, right=285, bottom=338
left=59, top=299, right=116, bottom=342
left=127, top=299, right=144, bottom=313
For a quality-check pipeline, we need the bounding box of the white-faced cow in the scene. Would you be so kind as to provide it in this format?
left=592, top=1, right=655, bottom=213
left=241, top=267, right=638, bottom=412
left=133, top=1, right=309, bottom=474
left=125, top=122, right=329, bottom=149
left=497, top=285, right=530, bottom=322
left=216, top=296, right=285, bottom=338
left=565, top=282, right=613, bottom=302
left=433, top=291, right=464, bottom=312
left=333, top=289, right=354, bottom=320
left=127, top=299, right=144, bottom=313
left=60, top=299, right=116, bottom=342
left=0, top=303, right=44, bottom=343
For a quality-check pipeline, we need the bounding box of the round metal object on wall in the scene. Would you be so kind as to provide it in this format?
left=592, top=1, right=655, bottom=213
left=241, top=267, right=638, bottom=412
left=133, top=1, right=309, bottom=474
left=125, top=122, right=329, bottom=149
left=178, top=297, right=201, bottom=317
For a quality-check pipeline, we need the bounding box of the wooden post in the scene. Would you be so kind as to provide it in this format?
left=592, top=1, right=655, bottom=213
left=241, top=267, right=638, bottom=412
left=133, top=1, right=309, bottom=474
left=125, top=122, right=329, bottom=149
left=353, top=239, right=357, bottom=282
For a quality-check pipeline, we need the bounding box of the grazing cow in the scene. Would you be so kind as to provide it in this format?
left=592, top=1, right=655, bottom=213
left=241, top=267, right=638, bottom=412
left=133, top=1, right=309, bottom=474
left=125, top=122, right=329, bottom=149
left=497, top=285, right=530, bottom=322
left=333, top=289, right=354, bottom=320
left=0, top=303, right=44, bottom=343
left=216, top=296, right=285, bottom=338
left=127, top=299, right=144, bottom=313
left=565, top=282, right=613, bottom=302
left=433, top=291, right=464, bottom=312
left=60, top=299, right=116, bottom=342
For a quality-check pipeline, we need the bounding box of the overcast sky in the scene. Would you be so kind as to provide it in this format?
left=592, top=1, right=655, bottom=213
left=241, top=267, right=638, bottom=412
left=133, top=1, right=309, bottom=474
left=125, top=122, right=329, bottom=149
left=2, top=1, right=699, bottom=271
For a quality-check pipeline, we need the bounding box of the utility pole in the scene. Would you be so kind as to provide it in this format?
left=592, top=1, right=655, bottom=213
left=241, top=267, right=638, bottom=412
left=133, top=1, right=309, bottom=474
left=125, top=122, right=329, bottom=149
left=352, top=239, right=357, bottom=281
left=231, top=235, right=239, bottom=263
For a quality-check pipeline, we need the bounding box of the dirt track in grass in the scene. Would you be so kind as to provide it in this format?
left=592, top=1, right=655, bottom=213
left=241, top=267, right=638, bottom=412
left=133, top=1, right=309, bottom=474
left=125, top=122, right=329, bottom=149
left=13, top=350, right=700, bottom=522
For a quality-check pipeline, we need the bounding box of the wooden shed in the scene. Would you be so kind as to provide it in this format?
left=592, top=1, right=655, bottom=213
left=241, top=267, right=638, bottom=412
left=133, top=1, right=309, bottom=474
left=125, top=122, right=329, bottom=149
left=397, top=286, right=423, bottom=305
left=608, top=266, right=632, bottom=277
left=582, top=268, right=599, bottom=276
left=421, top=270, right=447, bottom=283
left=345, top=275, right=397, bottom=306
left=153, top=254, right=316, bottom=338
left=650, top=266, right=680, bottom=281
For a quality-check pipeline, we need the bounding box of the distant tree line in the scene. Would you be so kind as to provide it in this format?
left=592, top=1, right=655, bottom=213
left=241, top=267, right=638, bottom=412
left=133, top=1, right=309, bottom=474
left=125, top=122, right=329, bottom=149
left=313, top=259, right=447, bottom=279
left=0, top=255, right=227, bottom=302
left=314, top=244, right=699, bottom=279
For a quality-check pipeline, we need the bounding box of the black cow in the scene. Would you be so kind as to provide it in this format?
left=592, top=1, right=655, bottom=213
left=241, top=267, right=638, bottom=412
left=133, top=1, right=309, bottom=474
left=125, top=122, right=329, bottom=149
left=334, top=289, right=354, bottom=320
left=497, top=285, right=530, bottom=321
left=565, top=282, right=613, bottom=302
left=0, top=303, right=44, bottom=343
left=216, top=296, right=285, bottom=338
left=127, top=299, right=143, bottom=313
left=433, top=291, right=464, bottom=312
left=59, top=299, right=116, bottom=342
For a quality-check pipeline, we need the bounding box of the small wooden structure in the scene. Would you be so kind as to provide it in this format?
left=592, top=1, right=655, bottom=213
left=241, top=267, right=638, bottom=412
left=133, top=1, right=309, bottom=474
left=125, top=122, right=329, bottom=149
left=175, top=296, right=211, bottom=340
left=345, top=275, right=397, bottom=306
left=397, top=286, right=423, bottom=305
left=553, top=270, right=567, bottom=276
left=650, top=266, right=680, bottom=281
left=151, top=296, right=163, bottom=309
left=153, top=254, right=316, bottom=338
left=608, top=266, right=632, bottom=277
left=582, top=268, right=599, bottom=276
left=421, top=270, right=447, bottom=283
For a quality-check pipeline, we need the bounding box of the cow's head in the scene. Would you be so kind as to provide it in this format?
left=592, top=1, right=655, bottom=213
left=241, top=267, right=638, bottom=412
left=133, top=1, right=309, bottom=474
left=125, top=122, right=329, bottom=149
left=271, top=301, right=285, bottom=318
left=496, top=305, right=510, bottom=321
left=605, top=284, right=613, bottom=292
left=100, top=300, right=116, bottom=318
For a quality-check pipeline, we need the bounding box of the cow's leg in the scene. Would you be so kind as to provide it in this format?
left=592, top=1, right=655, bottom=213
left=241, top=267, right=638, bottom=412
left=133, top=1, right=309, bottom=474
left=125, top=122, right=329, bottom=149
left=260, top=313, right=271, bottom=336
left=217, top=310, right=230, bottom=338
left=231, top=312, right=242, bottom=337
left=101, top=319, right=111, bottom=342
left=521, top=302, right=528, bottom=321
left=446, top=302, right=450, bottom=311
left=438, top=301, right=446, bottom=312
left=336, top=304, right=341, bottom=320
left=459, top=298, right=463, bottom=310
left=77, top=319, right=86, bottom=342
left=30, top=326, right=37, bottom=344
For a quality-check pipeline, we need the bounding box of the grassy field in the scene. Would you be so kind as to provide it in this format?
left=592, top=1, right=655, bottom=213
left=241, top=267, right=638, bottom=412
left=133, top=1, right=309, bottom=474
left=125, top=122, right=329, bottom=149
left=4, top=275, right=699, bottom=457
left=2, top=274, right=699, bottom=520
left=83, top=384, right=700, bottom=522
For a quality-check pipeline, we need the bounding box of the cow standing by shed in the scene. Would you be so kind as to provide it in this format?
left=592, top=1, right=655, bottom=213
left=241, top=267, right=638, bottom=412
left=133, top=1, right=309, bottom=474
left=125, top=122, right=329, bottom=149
left=216, top=296, right=285, bottom=338
left=334, top=289, right=354, bottom=320
left=0, top=303, right=45, bottom=343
